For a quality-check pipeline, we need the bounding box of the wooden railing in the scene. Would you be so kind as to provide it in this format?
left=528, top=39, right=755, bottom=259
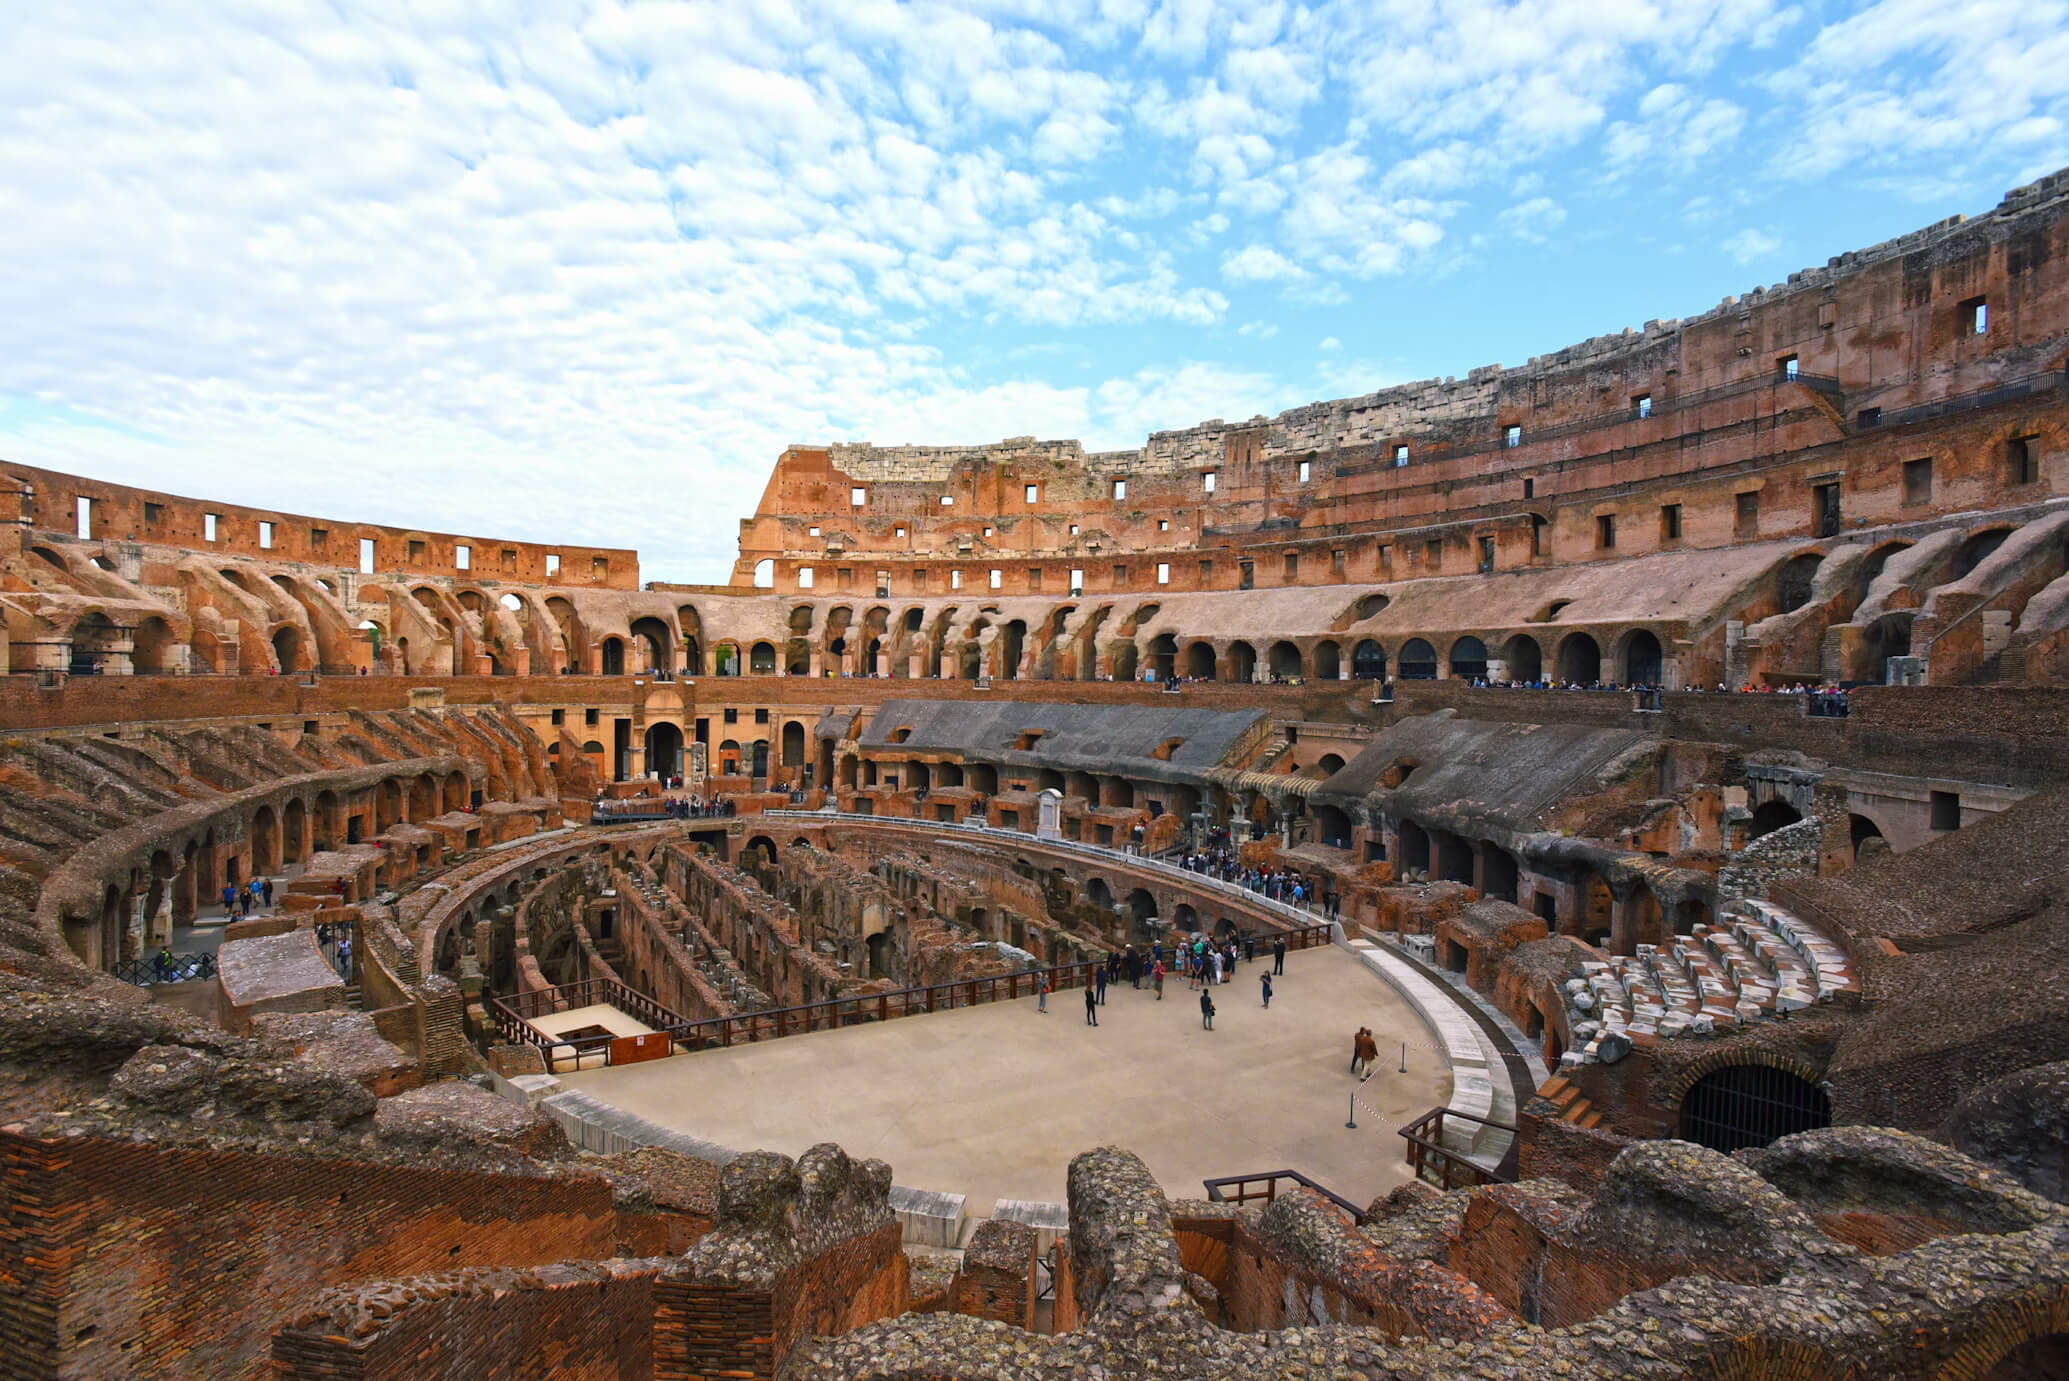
left=488, top=923, right=1338, bottom=1072
left=1202, top=1169, right=1367, bottom=1223
left=1398, top=1106, right=1516, bottom=1190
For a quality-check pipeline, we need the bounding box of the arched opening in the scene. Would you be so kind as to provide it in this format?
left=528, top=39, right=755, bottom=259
left=865, top=931, right=890, bottom=980
left=643, top=722, right=684, bottom=780
left=787, top=638, right=812, bottom=676
left=1315, top=753, right=1346, bottom=779
left=1085, top=877, right=1113, bottom=910
left=1398, top=819, right=1430, bottom=875
left=1351, top=639, right=1386, bottom=680
left=600, top=637, right=626, bottom=676
left=1000, top=619, right=1026, bottom=679
left=1149, top=633, right=1178, bottom=681
left=1267, top=640, right=1302, bottom=679
left=1750, top=799, right=1803, bottom=839
left=132, top=616, right=178, bottom=675
left=1111, top=642, right=1139, bottom=681
left=781, top=721, right=806, bottom=769
left=1678, top=1064, right=1831, bottom=1153
left=1313, top=805, right=1352, bottom=848
left=749, top=641, right=777, bottom=674
left=1173, top=903, right=1197, bottom=933
left=630, top=617, right=673, bottom=673
left=1849, top=813, right=1887, bottom=861
left=1672, top=897, right=1707, bottom=934
left=751, top=741, right=769, bottom=778
left=409, top=774, right=435, bottom=819
left=1482, top=845, right=1519, bottom=903
left=1312, top=640, right=1341, bottom=679
left=251, top=805, right=278, bottom=874
left=1184, top=641, right=1216, bottom=679
left=1864, top=613, right=1913, bottom=670
left=1622, top=629, right=1663, bottom=686
left=1980, top=1333, right=2069, bottom=1378
left=753, top=559, right=775, bottom=588
left=1226, top=641, right=1256, bottom=683
left=1556, top=632, right=1601, bottom=685
left=1501, top=634, right=1542, bottom=683
left=271, top=626, right=301, bottom=674
left=969, top=763, right=998, bottom=794
left=1354, top=592, right=1390, bottom=620
left=1955, top=527, right=2012, bottom=578
left=1125, top=888, right=1158, bottom=931
left=1447, top=635, right=1487, bottom=680
left=1397, top=638, right=1438, bottom=680
left=1775, top=553, right=1823, bottom=613
left=282, top=798, right=306, bottom=863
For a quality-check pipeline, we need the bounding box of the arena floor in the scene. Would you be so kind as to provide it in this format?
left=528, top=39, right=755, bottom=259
left=559, top=945, right=1453, bottom=1215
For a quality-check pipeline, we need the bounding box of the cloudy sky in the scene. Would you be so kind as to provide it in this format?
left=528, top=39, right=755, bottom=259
left=4, top=2, right=2066, bottom=584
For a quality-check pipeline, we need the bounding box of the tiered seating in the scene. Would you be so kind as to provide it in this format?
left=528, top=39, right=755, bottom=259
left=1561, top=901, right=1860, bottom=1067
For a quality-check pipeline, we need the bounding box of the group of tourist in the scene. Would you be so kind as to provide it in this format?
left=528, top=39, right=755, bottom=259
left=1460, top=676, right=1855, bottom=714
left=590, top=791, right=738, bottom=822
left=219, top=876, right=276, bottom=918
left=1167, top=849, right=1334, bottom=917
left=1046, top=930, right=1291, bottom=1033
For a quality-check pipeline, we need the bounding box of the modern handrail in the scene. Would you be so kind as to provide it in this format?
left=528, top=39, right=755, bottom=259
left=1202, top=1168, right=1367, bottom=1223
left=1398, top=1106, right=1516, bottom=1190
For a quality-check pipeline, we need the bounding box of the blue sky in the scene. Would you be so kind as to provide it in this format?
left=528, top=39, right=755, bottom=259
left=4, top=1, right=2067, bottom=584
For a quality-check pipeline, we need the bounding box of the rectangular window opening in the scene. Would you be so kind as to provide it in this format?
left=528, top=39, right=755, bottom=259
left=851, top=487, right=866, bottom=507
left=1961, top=296, right=1987, bottom=336
left=1112, top=479, right=1127, bottom=500
left=1298, top=459, right=1311, bottom=483
left=204, top=512, right=219, bottom=542
left=1025, top=484, right=1039, bottom=503
left=1735, top=491, right=1760, bottom=537
left=1112, top=564, right=1128, bottom=585
left=1523, top=477, right=1535, bottom=499
left=1633, top=393, right=1652, bottom=420
left=1203, top=471, right=1217, bottom=493
left=455, top=543, right=470, bottom=570
left=1028, top=568, right=1042, bottom=591
left=1778, top=354, right=1800, bottom=381
left=1239, top=560, right=1254, bottom=590
left=1331, top=549, right=1346, bottom=575
left=408, top=538, right=426, bottom=562
left=1283, top=553, right=1299, bottom=580
left=876, top=570, right=890, bottom=597
left=1903, top=457, right=1933, bottom=506
left=1597, top=514, right=1617, bottom=549
left=1930, top=790, right=1961, bottom=831
left=1424, top=539, right=1442, bottom=568
left=144, top=501, right=164, bottom=527
left=988, top=568, right=1002, bottom=590
left=591, top=556, right=608, bottom=580
left=1660, top=504, right=1682, bottom=541
left=1069, top=567, right=1084, bottom=594
left=546, top=553, right=561, bottom=577
left=798, top=567, right=815, bottom=589
left=1393, top=444, right=1409, bottom=467
left=309, top=526, right=326, bottom=548
left=360, top=538, right=377, bottom=573
left=940, top=494, right=954, bottom=506
left=75, top=497, right=91, bottom=539
left=1155, top=563, right=1170, bottom=585
left=2010, top=436, right=2039, bottom=485
left=950, top=570, right=962, bottom=590
left=1477, top=536, right=1495, bottom=573
left=1505, top=425, right=1522, bottom=448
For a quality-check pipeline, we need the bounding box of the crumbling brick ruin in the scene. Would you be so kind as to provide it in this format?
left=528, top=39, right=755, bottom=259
left=1, top=173, right=2068, bottom=1378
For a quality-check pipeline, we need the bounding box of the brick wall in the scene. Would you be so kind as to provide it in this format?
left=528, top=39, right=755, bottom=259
left=0, top=1130, right=617, bottom=1380
left=952, top=1218, right=1036, bottom=1329
left=271, top=1257, right=666, bottom=1380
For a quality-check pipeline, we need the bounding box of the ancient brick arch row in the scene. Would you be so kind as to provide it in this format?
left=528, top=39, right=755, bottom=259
left=39, top=757, right=480, bottom=972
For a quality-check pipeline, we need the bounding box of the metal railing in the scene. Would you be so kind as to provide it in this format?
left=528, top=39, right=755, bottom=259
left=1202, top=1169, right=1367, bottom=1223
left=111, top=951, right=218, bottom=986
left=1398, top=1107, right=1516, bottom=1190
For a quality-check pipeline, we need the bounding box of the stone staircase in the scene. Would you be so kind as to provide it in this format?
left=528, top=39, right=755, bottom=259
left=1561, top=900, right=1859, bottom=1067
left=1534, top=1074, right=1603, bottom=1130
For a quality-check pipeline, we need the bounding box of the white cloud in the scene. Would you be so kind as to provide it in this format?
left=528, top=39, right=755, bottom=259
left=1090, top=361, right=1298, bottom=447
left=1722, top=227, right=1782, bottom=262
left=1318, top=336, right=1340, bottom=351
left=1497, top=196, right=1568, bottom=242
left=1221, top=244, right=1306, bottom=281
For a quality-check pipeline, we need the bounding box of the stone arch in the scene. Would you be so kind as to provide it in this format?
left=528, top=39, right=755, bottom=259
left=1775, top=552, right=1824, bottom=613
left=749, top=641, right=777, bottom=674
left=444, top=771, right=468, bottom=813
left=1621, top=628, right=1664, bottom=686
left=1148, top=632, right=1178, bottom=681
left=1556, top=632, right=1602, bottom=685
left=1849, top=812, right=1887, bottom=861
left=1313, top=805, right=1352, bottom=848
left=1267, top=640, right=1302, bottom=679
left=1351, top=639, right=1386, bottom=680
left=270, top=625, right=304, bottom=674
left=1501, top=634, right=1543, bottom=683
left=1956, top=526, right=2014, bottom=578
left=1125, top=887, right=1158, bottom=929
left=1313, top=639, right=1341, bottom=679
left=1675, top=1061, right=1832, bottom=1153
left=1184, top=640, right=1216, bottom=679
left=1398, top=819, right=1430, bottom=875
left=1447, top=635, right=1488, bottom=680
left=1398, top=638, right=1438, bottom=680
left=1111, top=641, right=1139, bottom=681
left=1750, top=799, right=1802, bottom=838
left=409, top=773, right=436, bottom=820
left=281, top=797, right=306, bottom=864
left=629, top=617, right=673, bottom=672
left=600, top=636, right=626, bottom=676
left=645, top=721, right=684, bottom=779
left=132, top=616, right=179, bottom=674
left=1085, top=876, right=1113, bottom=910
left=250, top=804, right=279, bottom=875
left=1226, top=641, right=1256, bottom=683
left=1315, top=753, right=1346, bottom=778
left=781, top=720, right=806, bottom=769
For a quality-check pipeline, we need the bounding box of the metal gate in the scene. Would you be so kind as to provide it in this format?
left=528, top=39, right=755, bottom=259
left=1034, top=1244, right=1056, bottom=1303
left=1679, top=1064, right=1831, bottom=1154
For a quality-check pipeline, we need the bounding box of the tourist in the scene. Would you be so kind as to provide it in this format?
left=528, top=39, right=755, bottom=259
left=1357, top=1028, right=1379, bottom=1076
left=261, top=877, right=274, bottom=909
left=1038, top=977, right=1048, bottom=1014
left=1260, top=972, right=1273, bottom=1008
left=221, top=882, right=235, bottom=913
left=1272, top=937, right=1286, bottom=974
left=1152, top=960, right=1165, bottom=999
left=154, top=946, right=173, bottom=982
left=1095, top=963, right=1108, bottom=1006
left=1084, top=984, right=1098, bottom=1027
left=1199, top=988, right=1215, bottom=1030
left=1208, top=947, right=1222, bottom=986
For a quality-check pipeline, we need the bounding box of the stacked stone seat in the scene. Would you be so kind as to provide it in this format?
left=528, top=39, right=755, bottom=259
left=1562, top=902, right=1860, bottom=1067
